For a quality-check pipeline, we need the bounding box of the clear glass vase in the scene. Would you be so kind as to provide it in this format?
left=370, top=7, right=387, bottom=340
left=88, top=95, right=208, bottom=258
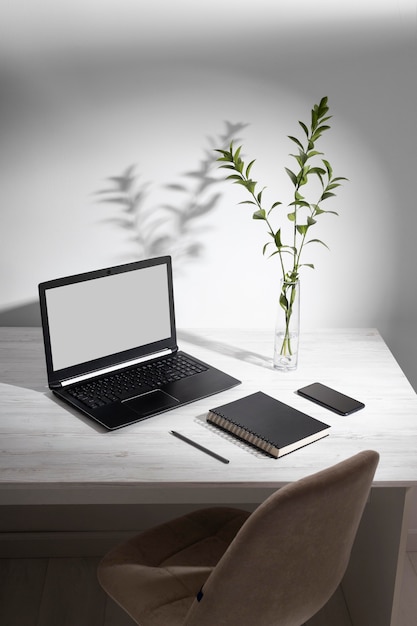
left=273, top=279, right=300, bottom=371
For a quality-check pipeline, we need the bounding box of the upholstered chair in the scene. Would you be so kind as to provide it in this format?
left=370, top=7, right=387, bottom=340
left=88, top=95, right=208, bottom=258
left=98, top=450, right=379, bottom=626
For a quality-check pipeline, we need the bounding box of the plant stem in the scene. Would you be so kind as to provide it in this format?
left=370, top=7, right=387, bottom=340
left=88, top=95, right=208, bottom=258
left=279, top=280, right=298, bottom=357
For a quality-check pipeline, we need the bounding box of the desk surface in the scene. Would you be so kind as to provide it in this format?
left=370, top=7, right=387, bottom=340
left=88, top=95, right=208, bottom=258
left=1, top=327, right=417, bottom=505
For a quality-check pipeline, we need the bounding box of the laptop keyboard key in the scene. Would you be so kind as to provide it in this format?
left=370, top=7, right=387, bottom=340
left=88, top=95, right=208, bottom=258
left=67, top=353, right=207, bottom=410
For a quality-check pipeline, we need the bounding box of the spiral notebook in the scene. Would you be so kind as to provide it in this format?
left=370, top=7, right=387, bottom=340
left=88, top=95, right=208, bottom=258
left=207, top=391, right=330, bottom=458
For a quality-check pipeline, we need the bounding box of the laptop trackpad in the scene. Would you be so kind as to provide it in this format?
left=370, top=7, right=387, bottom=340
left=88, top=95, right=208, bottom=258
left=124, top=390, right=179, bottom=416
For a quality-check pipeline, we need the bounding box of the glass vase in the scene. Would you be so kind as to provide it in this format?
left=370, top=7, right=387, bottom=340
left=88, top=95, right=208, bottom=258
left=273, top=279, right=300, bottom=371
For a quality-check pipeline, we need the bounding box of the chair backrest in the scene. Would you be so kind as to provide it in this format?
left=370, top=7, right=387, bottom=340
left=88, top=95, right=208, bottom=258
left=184, top=450, right=379, bottom=626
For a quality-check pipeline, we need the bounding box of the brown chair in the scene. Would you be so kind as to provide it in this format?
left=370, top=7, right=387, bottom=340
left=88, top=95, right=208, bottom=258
left=98, top=450, right=379, bottom=626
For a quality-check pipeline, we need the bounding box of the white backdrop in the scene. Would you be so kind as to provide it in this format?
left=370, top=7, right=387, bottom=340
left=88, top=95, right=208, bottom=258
left=1, top=0, right=417, bottom=529
left=0, top=1, right=415, bottom=367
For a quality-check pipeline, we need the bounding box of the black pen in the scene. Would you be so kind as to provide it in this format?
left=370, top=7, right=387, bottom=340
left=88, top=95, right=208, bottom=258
left=170, top=430, right=230, bottom=464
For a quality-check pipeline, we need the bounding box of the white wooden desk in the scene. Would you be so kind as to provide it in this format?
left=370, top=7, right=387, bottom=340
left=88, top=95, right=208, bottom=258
left=1, top=327, right=416, bottom=625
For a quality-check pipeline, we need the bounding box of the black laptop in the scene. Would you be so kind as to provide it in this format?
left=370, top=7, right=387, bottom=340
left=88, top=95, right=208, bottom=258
left=38, top=256, right=240, bottom=430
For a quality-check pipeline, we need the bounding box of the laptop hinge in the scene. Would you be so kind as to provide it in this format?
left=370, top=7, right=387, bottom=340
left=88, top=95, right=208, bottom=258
left=59, top=348, right=175, bottom=388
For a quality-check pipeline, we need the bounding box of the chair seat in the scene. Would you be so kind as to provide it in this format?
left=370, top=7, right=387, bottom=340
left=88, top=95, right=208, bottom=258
left=98, top=451, right=379, bottom=626
left=98, top=507, right=250, bottom=626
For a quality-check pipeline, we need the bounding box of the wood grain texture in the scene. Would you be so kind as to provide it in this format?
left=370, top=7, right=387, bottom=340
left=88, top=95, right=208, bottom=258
left=1, top=328, right=417, bottom=508
left=1, top=327, right=417, bottom=625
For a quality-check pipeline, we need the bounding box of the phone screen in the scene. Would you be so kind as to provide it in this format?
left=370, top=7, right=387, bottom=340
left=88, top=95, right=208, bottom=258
left=297, top=382, right=365, bottom=416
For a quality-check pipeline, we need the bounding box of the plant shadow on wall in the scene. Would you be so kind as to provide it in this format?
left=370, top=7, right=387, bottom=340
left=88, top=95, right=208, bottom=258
left=0, top=122, right=245, bottom=327
left=93, top=122, right=248, bottom=268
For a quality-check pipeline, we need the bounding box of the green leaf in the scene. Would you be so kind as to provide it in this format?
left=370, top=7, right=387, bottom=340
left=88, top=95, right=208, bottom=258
left=299, top=121, right=309, bottom=137
left=233, top=145, right=242, bottom=164
left=270, top=247, right=294, bottom=259
left=253, top=209, right=266, bottom=220
left=315, top=171, right=324, bottom=186
left=245, top=159, right=256, bottom=178
left=292, top=153, right=305, bottom=168
left=238, top=200, right=257, bottom=206
left=246, top=180, right=257, bottom=194
left=322, top=159, right=333, bottom=178
left=309, top=167, right=326, bottom=176
left=313, top=206, right=338, bottom=216
left=287, top=211, right=296, bottom=221
left=262, top=242, right=272, bottom=255
left=300, top=263, right=315, bottom=270
left=289, top=199, right=310, bottom=208
left=286, top=270, right=299, bottom=282
left=305, top=238, right=330, bottom=249
left=319, top=115, right=332, bottom=124
left=285, top=168, right=298, bottom=186
left=299, top=168, right=309, bottom=186
left=321, top=191, right=336, bottom=200
left=318, top=96, right=329, bottom=116
left=312, top=107, right=318, bottom=129
left=226, top=174, right=243, bottom=181
left=288, top=135, right=304, bottom=150
left=296, top=224, right=308, bottom=235
left=300, top=152, right=309, bottom=165
left=280, top=292, right=289, bottom=311
left=270, top=201, right=282, bottom=210
left=257, top=188, right=265, bottom=204
left=274, top=229, right=282, bottom=247
left=235, top=179, right=256, bottom=194
left=307, top=215, right=317, bottom=226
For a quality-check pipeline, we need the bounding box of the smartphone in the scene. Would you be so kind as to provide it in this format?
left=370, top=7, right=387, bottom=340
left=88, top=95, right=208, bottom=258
left=297, top=382, right=365, bottom=416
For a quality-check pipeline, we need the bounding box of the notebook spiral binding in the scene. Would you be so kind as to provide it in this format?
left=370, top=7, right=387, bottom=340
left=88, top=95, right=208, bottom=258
left=207, top=411, right=278, bottom=457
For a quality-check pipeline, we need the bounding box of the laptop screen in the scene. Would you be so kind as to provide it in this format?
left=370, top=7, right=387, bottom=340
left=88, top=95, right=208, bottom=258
left=39, top=257, right=177, bottom=385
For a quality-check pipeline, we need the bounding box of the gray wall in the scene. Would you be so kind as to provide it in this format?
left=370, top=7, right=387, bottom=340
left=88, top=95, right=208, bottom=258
left=1, top=3, right=416, bottom=524
left=1, top=2, right=416, bottom=388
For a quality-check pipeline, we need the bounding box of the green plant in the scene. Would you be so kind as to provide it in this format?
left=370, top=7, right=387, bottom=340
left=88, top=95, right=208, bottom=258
left=216, top=97, right=347, bottom=365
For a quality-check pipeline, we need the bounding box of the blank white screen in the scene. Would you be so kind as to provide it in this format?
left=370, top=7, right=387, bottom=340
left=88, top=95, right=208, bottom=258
left=45, top=264, right=172, bottom=371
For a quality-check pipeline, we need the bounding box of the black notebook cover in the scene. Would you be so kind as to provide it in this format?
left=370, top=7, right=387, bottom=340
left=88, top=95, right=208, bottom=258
left=207, top=391, right=330, bottom=458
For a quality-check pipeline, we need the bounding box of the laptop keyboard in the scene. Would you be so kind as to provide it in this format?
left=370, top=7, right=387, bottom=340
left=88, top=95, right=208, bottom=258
left=67, top=353, right=208, bottom=410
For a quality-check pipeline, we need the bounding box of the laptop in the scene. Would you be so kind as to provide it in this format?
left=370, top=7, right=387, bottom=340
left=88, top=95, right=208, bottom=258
left=38, top=256, right=240, bottom=430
